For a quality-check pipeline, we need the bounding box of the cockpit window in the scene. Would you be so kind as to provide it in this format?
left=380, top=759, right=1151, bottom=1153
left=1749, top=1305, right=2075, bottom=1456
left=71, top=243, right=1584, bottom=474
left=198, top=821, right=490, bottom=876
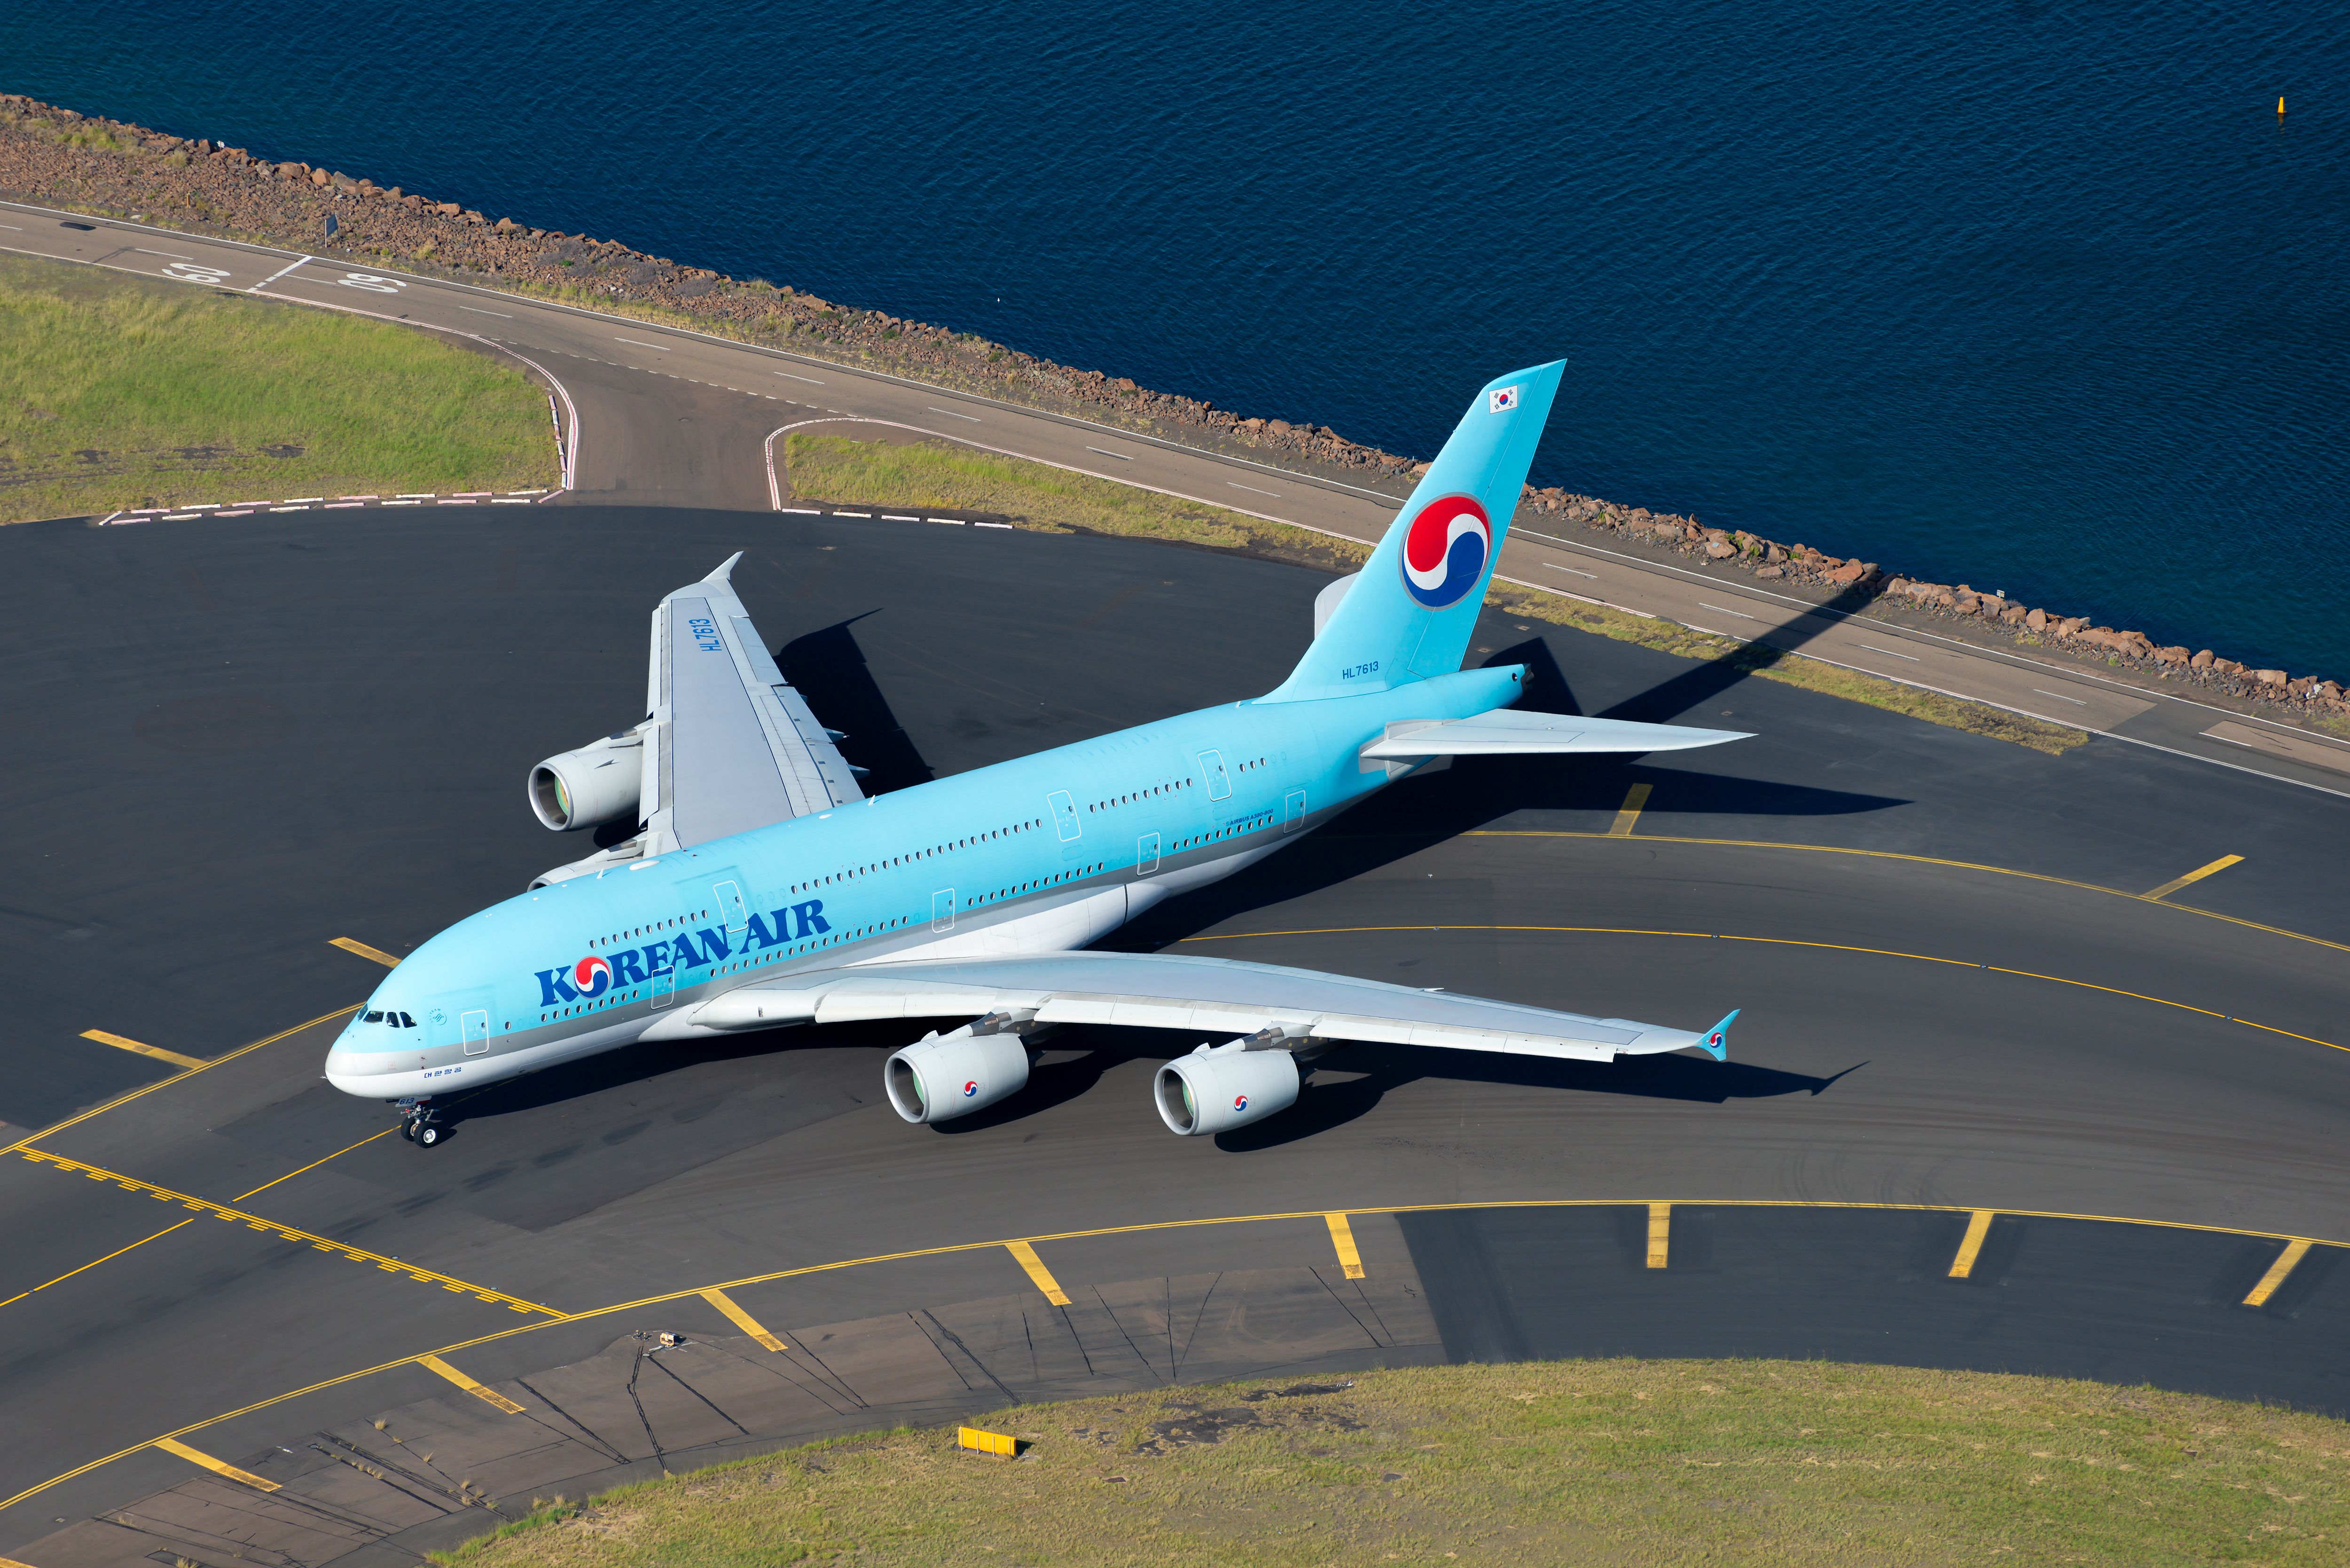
left=398, top=1012, right=417, bottom=1029
left=362, top=1010, right=384, bottom=1023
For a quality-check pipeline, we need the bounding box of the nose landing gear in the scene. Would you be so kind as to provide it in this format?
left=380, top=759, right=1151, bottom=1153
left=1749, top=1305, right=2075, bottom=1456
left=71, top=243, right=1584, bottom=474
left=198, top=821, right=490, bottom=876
left=396, top=1097, right=440, bottom=1147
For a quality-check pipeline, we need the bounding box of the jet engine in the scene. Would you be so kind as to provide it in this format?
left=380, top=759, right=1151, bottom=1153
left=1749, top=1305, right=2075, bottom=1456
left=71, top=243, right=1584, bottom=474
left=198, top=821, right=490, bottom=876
left=528, top=731, right=642, bottom=831
left=885, top=1021, right=1032, bottom=1124
left=1154, top=1041, right=1300, bottom=1136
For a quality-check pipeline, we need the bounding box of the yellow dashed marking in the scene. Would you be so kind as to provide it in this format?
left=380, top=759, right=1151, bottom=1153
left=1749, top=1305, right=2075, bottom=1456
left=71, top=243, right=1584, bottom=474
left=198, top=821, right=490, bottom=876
left=2144, top=855, right=2243, bottom=901
left=2243, top=1239, right=2312, bottom=1308
left=1324, top=1212, right=1366, bottom=1279
left=329, top=936, right=402, bottom=967
left=1608, top=782, right=1653, bottom=837
left=154, top=1436, right=277, bottom=1490
left=1006, top=1240, right=1071, bottom=1305
left=417, top=1354, right=525, bottom=1413
left=1949, top=1209, right=1996, bottom=1278
left=702, top=1287, right=786, bottom=1351
left=79, top=1030, right=205, bottom=1071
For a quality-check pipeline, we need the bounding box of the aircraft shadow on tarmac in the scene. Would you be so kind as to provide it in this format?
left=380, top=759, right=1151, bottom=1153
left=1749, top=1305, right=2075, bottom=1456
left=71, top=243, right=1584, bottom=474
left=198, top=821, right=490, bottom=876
left=779, top=615, right=938, bottom=793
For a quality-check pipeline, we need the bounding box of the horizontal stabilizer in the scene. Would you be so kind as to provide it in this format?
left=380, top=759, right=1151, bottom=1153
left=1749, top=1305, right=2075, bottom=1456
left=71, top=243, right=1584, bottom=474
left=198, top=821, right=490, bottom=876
left=1362, top=710, right=1751, bottom=758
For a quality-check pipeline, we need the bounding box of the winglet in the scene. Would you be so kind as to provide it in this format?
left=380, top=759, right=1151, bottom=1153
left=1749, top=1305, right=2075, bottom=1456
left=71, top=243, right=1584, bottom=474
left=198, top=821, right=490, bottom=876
left=703, top=551, right=744, bottom=584
left=1698, top=1008, right=1738, bottom=1062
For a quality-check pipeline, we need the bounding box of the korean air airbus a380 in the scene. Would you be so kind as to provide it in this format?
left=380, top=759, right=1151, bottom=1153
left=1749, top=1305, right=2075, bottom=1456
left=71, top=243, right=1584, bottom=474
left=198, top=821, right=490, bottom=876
left=326, top=362, right=1748, bottom=1146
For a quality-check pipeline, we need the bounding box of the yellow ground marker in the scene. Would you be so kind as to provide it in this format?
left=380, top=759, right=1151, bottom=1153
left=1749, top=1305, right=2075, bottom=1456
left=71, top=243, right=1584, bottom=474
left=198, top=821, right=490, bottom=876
left=702, top=1287, right=786, bottom=1351
left=418, top=1354, right=525, bottom=1413
left=1324, top=1212, right=1366, bottom=1279
left=2144, top=854, right=2243, bottom=901
left=2243, top=1239, right=2313, bottom=1307
left=957, top=1425, right=1018, bottom=1457
left=10, top=1147, right=562, bottom=1316
left=329, top=936, right=402, bottom=967
left=154, top=1436, right=278, bottom=1491
left=1645, top=1202, right=1671, bottom=1268
left=1608, top=782, right=1653, bottom=837
left=1006, top=1240, right=1071, bottom=1305
left=1949, top=1209, right=1996, bottom=1277
left=79, top=1030, right=205, bottom=1071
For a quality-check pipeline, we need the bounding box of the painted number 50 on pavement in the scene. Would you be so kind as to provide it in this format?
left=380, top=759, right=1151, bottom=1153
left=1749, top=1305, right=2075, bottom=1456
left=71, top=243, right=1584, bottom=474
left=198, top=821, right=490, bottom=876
left=335, top=273, right=405, bottom=293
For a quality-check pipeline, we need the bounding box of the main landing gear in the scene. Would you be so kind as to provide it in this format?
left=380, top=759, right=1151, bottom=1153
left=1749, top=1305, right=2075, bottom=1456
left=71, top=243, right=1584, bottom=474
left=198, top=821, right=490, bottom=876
left=396, top=1097, right=441, bottom=1147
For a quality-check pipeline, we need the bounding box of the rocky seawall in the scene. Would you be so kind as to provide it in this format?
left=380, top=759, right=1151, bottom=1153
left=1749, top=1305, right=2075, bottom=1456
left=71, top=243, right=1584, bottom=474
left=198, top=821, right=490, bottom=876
left=2, top=93, right=2341, bottom=723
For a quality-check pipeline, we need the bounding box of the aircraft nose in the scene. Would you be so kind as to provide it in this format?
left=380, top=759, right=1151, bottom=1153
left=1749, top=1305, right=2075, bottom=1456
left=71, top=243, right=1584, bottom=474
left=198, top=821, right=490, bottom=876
left=323, top=1039, right=392, bottom=1096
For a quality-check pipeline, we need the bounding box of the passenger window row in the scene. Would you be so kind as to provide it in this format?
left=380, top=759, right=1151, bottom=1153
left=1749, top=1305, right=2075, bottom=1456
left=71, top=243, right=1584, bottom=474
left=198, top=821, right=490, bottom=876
left=790, top=818, right=1043, bottom=896
left=1090, top=777, right=1192, bottom=813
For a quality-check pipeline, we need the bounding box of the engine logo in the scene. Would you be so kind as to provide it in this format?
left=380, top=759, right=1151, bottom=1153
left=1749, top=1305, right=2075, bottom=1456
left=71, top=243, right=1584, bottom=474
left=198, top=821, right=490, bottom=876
left=963, top=1079, right=980, bottom=1098
left=571, top=955, right=612, bottom=998
left=1233, top=1093, right=1249, bottom=1111
left=1400, top=493, right=1490, bottom=609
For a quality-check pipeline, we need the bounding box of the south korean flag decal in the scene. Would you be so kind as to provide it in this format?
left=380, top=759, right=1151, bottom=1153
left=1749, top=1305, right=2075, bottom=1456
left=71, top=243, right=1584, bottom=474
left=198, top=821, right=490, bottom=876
left=1488, top=384, right=1520, bottom=414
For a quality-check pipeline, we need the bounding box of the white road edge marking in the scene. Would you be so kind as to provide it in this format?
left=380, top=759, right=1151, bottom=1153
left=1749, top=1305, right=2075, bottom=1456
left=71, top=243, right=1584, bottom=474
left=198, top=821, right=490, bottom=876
left=247, top=255, right=313, bottom=293
left=2031, top=688, right=2091, bottom=706
left=1856, top=642, right=1921, bottom=662
left=614, top=336, right=667, bottom=351
left=925, top=406, right=982, bottom=421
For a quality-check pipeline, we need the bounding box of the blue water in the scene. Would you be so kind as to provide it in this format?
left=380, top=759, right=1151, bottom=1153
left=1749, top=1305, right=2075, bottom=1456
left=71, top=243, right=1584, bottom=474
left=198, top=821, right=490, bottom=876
left=8, top=3, right=2346, bottom=674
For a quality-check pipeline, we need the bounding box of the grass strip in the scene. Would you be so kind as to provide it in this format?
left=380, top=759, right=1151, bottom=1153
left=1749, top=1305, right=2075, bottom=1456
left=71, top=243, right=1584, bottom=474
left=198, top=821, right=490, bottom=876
left=434, top=1358, right=2349, bottom=1566
left=787, top=434, right=2089, bottom=755
left=0, top=253, right=556, bottom=521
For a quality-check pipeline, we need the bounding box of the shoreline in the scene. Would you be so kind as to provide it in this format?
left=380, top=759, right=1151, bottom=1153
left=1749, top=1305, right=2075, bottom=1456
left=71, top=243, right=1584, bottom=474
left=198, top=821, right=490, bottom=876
left=1, top=91, right=2341, bottom=725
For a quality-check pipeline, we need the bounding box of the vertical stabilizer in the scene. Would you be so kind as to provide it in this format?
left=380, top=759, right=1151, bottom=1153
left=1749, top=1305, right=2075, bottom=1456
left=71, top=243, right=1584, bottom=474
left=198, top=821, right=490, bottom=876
left=1263, top=361, right=1564, bottom=702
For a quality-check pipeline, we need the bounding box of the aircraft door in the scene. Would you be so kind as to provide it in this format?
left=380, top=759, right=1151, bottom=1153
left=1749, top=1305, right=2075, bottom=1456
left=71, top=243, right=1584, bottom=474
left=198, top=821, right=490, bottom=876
left=1198, top=750, right=1231, bottom=801
left=1048, top=790, right=1081, bottom=842
left=1137, top=831, right=1162, bottom=875
left=1283, top=790, right=1306, bottom=832
left=712, top=877, right=749, bottom=933
left=461, top=1009, right=491, bottom=1055
left=932, top=889, right=957, bottom=932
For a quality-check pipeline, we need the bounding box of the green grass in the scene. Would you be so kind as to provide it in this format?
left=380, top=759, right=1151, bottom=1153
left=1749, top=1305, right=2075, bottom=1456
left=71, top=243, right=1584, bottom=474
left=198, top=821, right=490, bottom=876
left=432, top=1359, right=2350, bottom=1567
left=0, top=253, right=557, bottom=520
left=785, top=434, right=2088, bottom=755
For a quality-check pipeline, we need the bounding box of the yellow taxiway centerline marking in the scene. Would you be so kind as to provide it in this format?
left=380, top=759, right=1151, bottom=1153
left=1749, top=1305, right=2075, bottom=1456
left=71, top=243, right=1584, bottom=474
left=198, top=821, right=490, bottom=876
left=8, top=1147, right=563, bottom=1317
left=1177, top=925, right=2341, bottom=1052
left=78, top=1030, right=205, bottom=1071
left=153, top=1435, right=278, bottom=1491
left=4, top=1006, right=358, bottom=1161
left=1452, top=830, right=2348, bottom=956
left=1607, top=782, right=1653, bottom=837
left=1324, top=1212, right=1365, bottom=1279
left=2144, top=854, right=2244, bottom=902
left=1006, top=1240, right=1071, bottom=1305
left=417, top=1353, right=525, bottom=1412
left=329, top=936, right=403, bottom=967
left=20, top=1193, right=2350, bottom=1516
left=1949, top=1210, right=1996, bottom=1277
left=1646, top=1202, right=1671, bottom=1268
left=702, top=1287, right=787, bottom=1351
left=2242, top=1239, right=2313, bottom=1307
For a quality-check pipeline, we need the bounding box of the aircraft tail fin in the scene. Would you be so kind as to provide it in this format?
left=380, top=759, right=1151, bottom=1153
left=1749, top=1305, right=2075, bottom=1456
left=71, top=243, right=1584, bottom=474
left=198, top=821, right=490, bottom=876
left=1264, top=361, right=1564, bottom=702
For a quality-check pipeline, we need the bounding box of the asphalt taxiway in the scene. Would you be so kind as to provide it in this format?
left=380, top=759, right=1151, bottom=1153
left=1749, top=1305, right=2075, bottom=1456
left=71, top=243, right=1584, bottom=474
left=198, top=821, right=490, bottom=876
left=2, top=506, right=2346, bottom=1565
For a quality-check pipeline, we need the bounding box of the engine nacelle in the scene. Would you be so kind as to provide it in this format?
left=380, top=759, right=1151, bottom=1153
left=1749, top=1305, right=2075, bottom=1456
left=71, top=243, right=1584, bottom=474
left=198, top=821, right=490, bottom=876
left=528, top=731, right=642, bottom=831
left=1154, top=1042, right=1300, bottom=1136
left=885, top=1025, right=1031, bottom=1124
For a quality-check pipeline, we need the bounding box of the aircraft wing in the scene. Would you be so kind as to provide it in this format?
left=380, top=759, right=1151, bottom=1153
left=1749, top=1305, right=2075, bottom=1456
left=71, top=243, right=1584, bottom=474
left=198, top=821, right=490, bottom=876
left=668, top=950, right=1734, bottom=1062
left=1362, top=709, right=1751, bottom=757
left=641, top=554, right=864, bottom=853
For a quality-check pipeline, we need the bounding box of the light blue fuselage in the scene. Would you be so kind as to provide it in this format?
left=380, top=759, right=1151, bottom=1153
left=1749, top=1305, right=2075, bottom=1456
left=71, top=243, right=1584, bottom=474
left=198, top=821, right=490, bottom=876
left=323, top=665, right=1525, bottom=1100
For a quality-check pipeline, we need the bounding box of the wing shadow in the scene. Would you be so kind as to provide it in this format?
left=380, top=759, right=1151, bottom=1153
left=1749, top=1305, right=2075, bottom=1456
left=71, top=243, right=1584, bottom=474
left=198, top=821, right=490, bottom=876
left=778, top=614, right=936, bottom=793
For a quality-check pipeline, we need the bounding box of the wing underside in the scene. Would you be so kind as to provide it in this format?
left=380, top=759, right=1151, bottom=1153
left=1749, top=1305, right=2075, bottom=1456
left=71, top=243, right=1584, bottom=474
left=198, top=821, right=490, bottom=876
left=665, top=950, right=1727, bottom=1061
left=641, top=554, right=864, bottom=853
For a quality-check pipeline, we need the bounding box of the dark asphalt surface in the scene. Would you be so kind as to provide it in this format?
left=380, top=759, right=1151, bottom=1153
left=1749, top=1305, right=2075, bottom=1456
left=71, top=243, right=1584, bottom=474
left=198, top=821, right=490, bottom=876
left=3, top=505, right=2346, bottom=1552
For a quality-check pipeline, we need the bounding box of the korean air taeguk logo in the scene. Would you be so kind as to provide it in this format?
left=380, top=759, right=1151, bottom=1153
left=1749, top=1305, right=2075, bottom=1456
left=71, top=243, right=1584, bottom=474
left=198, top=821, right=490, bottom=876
left=571, top=955, right=612, bottom=998
left=1400, top=493, right=1491, bottom=609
